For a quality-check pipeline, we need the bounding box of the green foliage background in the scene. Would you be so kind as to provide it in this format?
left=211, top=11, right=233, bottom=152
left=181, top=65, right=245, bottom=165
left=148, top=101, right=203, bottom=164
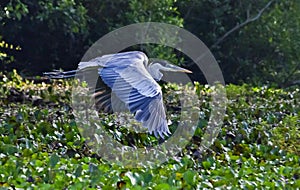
left=0, top=0, right=299, bottom=86
left=0, top=0, right=299, bottom=188
left=0, top=71, right=299, bottom=189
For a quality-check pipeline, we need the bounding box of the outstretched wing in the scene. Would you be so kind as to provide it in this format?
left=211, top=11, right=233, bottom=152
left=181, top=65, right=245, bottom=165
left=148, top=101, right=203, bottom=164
left=97, top=51, right=171, bottom=138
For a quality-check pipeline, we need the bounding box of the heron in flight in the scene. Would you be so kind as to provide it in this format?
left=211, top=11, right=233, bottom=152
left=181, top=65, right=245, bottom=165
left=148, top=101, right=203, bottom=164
left=44, top=51, right=192, bottom=138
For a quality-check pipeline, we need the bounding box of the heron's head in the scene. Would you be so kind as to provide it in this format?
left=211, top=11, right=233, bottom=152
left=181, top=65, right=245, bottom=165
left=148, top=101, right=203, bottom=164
left=148, top=60, right=192, bottom=81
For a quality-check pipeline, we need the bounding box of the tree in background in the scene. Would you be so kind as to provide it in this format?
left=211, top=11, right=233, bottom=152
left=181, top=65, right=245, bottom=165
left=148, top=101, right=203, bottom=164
left=0, top=0, right=90, bottom=73
left=178, top=0, right=300, bottom=87
left=0, top=0, right=183, bottom=74
left=0, top=0, right=299, bottom=87
left=106, top=0, right=184, bottom=65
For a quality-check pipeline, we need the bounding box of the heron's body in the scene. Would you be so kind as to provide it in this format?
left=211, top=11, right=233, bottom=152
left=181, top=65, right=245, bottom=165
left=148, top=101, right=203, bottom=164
left=44, top=51, right=191, bottom=138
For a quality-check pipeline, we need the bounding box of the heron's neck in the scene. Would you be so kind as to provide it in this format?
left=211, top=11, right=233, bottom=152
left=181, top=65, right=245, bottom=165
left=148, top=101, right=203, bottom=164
left=147, top=63, right=163, bottom=81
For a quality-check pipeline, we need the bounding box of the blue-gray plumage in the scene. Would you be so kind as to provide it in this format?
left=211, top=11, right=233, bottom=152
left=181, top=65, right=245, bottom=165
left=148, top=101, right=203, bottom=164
left=44, top=51, right=192, bottom=138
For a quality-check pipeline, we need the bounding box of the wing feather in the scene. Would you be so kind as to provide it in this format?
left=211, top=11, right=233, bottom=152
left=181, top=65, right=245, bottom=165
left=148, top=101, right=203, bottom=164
left=97, top=51, right=170, bottom=137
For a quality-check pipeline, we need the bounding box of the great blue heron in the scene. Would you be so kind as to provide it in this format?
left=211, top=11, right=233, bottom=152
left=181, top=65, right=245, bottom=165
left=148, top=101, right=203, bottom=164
left=44, top=51, right=192, bottom=138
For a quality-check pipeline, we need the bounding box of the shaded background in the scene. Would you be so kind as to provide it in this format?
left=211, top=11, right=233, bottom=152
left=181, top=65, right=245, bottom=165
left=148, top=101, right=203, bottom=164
left=0, top=0, right=299, bottom=87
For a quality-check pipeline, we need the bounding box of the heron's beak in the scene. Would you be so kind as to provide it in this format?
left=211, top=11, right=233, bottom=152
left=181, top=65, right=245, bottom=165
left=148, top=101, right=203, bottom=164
left=164, top=63, right=192, bottom=73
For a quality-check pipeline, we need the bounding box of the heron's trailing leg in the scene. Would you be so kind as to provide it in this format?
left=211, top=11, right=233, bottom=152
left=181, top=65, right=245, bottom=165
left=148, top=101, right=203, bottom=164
left=43, top=70, right=78, bottom=79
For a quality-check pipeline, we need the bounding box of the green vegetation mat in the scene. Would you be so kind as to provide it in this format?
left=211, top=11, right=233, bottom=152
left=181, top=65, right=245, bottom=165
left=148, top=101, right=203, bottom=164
left=0, top=71, right=299, bottom=189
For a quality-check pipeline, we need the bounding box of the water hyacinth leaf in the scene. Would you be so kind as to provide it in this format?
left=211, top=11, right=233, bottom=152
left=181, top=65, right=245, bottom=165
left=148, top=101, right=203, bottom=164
left=183, top=170, right=197, bottom=185
left=49, top=153, right=60, bottom=168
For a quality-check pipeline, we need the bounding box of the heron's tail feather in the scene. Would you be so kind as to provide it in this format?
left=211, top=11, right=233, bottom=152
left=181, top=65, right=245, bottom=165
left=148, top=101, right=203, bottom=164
left=43, top=70, right=78, bottom=79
